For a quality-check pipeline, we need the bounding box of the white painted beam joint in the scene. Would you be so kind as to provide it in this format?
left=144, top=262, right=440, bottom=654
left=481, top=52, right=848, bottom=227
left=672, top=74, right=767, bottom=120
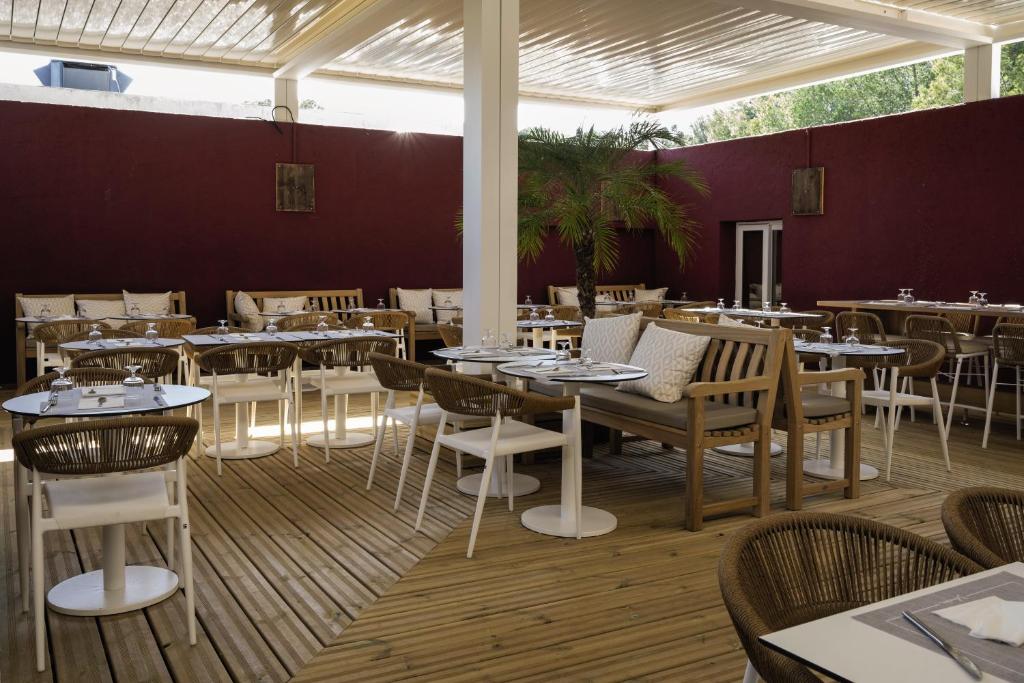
left=964, top=45, right=1001, bottom=102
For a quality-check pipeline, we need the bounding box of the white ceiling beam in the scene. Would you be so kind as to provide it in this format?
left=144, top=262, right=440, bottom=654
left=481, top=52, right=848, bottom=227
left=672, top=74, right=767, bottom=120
left=273, top=0, right=410, bottom=81
left=656, top=42, right=950, bottom=111
left=716, top=0, right=994, bottom=48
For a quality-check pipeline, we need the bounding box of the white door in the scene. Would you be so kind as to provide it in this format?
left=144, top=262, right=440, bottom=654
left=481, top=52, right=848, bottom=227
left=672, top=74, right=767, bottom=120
left=735, top=221, right=783, bottom=308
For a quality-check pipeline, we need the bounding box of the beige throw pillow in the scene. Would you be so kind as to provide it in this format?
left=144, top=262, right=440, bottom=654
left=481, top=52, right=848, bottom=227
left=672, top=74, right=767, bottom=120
left=123, top=290, right=172, bottom=315
left=580, top=312, right=642, bottom=365
left=717, top=314, right=749, bottom=327
left=262, top=296, right=307, bottom=316
left=432, top=289, right=463, bottom=323
left=555, top=287, right=579, bottom=306
left=617, top=324, right=710, bottom=402
left=397, top=288, right=434, bottom=324
left=234, top=291, right=263, bottom=331
left=77, top=298, right=127, bottom=329
left=634, top=287, right=668, bottom=302
left=18, top=295, right=76, bottom=334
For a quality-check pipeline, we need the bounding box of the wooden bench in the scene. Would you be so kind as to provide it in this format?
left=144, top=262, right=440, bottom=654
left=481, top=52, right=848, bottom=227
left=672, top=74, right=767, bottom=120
left=15, top=291, right=188, bottom=386
left=225, top=289, right=363, bottom=328
left=546, top=283, right=645, bottom=306
left=578, top=318, right=788, bottom=531
left=388, top=287, right=461, bottom=360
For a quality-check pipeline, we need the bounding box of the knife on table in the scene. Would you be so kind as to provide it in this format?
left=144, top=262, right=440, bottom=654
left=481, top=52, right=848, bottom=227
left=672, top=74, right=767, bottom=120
left=901, top=610, right=982, bottom=681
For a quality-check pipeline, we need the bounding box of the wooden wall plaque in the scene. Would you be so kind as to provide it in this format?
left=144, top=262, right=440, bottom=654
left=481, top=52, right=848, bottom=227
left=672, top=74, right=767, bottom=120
left=792, top=167, right=824, bottom=216
left=276, top=163, right=315, bottom=212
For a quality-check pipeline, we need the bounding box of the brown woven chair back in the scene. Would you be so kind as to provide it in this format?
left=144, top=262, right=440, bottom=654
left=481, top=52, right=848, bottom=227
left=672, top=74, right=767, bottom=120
left=663, top=308, right=700, bottom=322
left=942, top=487, right=1024, bottom=569
left=369, top=352, right=428, bottom=391
left=64, top=329, right=142, bottom=342
left=993, top=324, right=1024, bottom=367
left=996, top=315, right=1024, bottom=325
left=424, top=368, right=573, bottom=418
left=438, top=323, right=463, bottom=347
left=196, top=342, right=297, bottom=376
left=17, top=368, right=130, bottom=397
left=288, top=323, right=346, bottom=332
left=877, top=339, right=946, bottom=378
left=123, top=318, right=196, bottom=338
left=298, top=337, right=397, bottom=369
left=622, top=301, right=662, bottom=318
left=681, top=301, right=716, bottom=309
left=13, top=416, right=199, bottom=475
left=71, top=347, right=180, bottom=380
left=797, top=309, right=834, bottom=330
left=835, top=311, right=887, bottom=344
left=719, top=512, right=981, bottom=682
left=34, top=320, right=109, bottom=344
left=906, top=314, right=964, bottom=355
left=550, top=305, right=582, bottom=322
left=791, top=328, right=821, bottom=342
left=942, top=310, right=980, bottom=336
left=276, top=312, right=339, bottom=331
left=343, top=311, right=410, bottom=333
left=451, top=316, right=464, bottom=325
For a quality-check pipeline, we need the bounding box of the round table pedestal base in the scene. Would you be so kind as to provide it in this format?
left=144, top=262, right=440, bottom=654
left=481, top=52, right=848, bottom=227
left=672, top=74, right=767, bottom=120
left=205, top=440, right=279, bottom=459
left=456, top=473, right=540, bottom=498
left=47, top=566, right=178, bottom=616
left=306, top=433, right=374, bottom=449
left=712, top=442, right=784, bottom=458
left=803, top=459, right=879, bottom=481
left=521, top=505, right=617, bottom=538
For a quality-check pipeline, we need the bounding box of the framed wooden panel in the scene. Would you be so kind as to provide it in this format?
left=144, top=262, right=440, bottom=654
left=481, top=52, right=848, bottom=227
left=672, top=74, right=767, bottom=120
left=276, top=163, right=315, bottom=212
left=792, top=167, right=824, bottom=216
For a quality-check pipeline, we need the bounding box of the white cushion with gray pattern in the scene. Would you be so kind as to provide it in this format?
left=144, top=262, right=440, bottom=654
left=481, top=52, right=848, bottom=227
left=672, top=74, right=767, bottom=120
left=617, top=324, right=710, bottom=402
left=123, top=290, right=172, bottom=314
left=397, top=288, right=434, bottom=324
left=76, top=298, right=126, bottom=329
left=234, top=291, right=263, bottom=331
left=633, top=287, right=667, bottom=302
left=555, top=287, right=579, bottom=306
left=580, top=312, right=642, bottom=365
left=432, top=289, right=463, bottom=323
left=18, top=295, right=76, bottom=334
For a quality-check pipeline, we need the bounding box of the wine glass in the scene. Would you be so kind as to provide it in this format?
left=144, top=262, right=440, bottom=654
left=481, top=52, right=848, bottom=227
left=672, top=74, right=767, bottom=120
left=500, top=333, right=512, bottom=351
left=362, top=316, right=375, bottom=331
left=266, top=318, right=278, bottom=335
left=377, top=298, right=386, bottom=310
left=761, top=302, right=771, bottom=313
left=779, top=302, right=790, bottom=313
left=716, top=298, right=725, bottom=310
left=556, top=340, right=570, bottom=361
left=582, top=348, right=594, bottom=369
left=525, top=295, right=533, bottom=306
left=844, top=327, right=860, bottom=345
left=123, top=365, right=144, bottom=403
left=51, top=366, right=74, bottom=408
left=544, top=308, right=555, bottom=321
left=529, top=306, right=540, bottom=321
left=39, top=303, right=52, bottom=320
left=681, top=291, right=688, bottom=302
left=754, top=319, right=766, bottom=329
left=78, top=304, right=88, bottom=318
left=979, top=292, right=989, bottom=307
left=733, top=299, right=741, bottom=310
left=129, top=303, right=141, bottom=317
left=88, top=323, right=102, bottom=343
left=316, top=316, right=329, bottom=334
left=904, top=289, right=915, bottom=304
left=217, top=319, right=229, bottom=335
left=145, top=322, right=159, bottom=344
left=820, top=326, right=834, bottom=344
left=968, top=290, right=980, bottom=306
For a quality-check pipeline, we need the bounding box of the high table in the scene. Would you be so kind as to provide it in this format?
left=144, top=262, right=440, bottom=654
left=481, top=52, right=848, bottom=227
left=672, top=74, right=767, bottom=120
left=795, top=340, right=903, bottom=481
left=498, top=359, right=647, bottom=538
left=432, top=345, right=556, bottom=498
left=4, top=384, right=209, bottom=616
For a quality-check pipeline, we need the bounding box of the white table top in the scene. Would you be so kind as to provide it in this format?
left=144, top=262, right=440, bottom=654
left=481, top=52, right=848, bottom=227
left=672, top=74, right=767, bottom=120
left=332, top=308, right=404, bottom=314
left=761, top=562, right=1024, bottom=683
left=516, top=319, right=583, bottom=330
left=109, top=313, right=193, bottom=321
left=60, top=338, right=185, bottom=351
left=687, top=307, right=818, bottom=319
left=4, top=384, right=209, bottom=418
left=16, top=315, right=87, bottom=323
left=794, top=341, right=904, bottom=357
left=498, top=359, right=648, bottom=384
left=432, top=346, right=557, bottom=363
left=258, top=310, right=308, bottom=317
left=183, top=330, right=399, bottom=346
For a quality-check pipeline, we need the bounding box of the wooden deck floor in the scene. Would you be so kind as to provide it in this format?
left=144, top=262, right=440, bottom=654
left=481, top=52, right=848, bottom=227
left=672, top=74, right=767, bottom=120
left=3, top=392, right=1023, bottom=682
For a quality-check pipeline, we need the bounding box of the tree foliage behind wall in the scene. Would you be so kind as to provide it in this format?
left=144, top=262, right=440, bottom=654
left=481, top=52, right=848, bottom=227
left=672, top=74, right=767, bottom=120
left=680, top=42, right=1024, bottom=144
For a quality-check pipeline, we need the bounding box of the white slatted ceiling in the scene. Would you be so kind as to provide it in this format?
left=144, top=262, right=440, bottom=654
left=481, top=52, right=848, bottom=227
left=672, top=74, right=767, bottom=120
left=863, top=0, right=1024, bottom=25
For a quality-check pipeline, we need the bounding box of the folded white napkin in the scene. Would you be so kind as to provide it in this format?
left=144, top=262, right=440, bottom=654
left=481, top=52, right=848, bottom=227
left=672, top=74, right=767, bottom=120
left=82, top=385, right=126, bottom=396
left=934, top=597, right=1024, bottom=646
left=79, top=396, right=125, bottom=410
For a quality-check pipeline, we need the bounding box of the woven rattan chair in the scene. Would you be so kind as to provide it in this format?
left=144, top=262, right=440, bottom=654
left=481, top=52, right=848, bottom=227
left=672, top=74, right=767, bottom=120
left=344, top=311, right=412, bottom=358
left=14, top=416, right=200, bottom=672
left=299, top=337, right=397, bottom=462
left=366, top=353, right=489, bottom=509
left=196, top=342, right=299, bottom=474
left=276, top=312, right=339, bottom=331
left=983, top=323, right=1024, bottom=447
left=438, top=322, right=463, bottom=348
left=835, top=310, right=887, bottom=344
left=907, top=314, right=990, bottom=436
left=942, top=487, right=1024, bottom=569
left=59, top=328, right=143, bottom=362
left=123, top=318, right=196, bottom=338
left=71, top=346, right=180, bottom=382
left=942, top=310, right=981, bottom=337
left=32, top=320, right=110, bottom=377
left=417, top=369, right=575, bottom=557
left=861, top=340, right=950, bottom=480
left=663, top=308, right=701, bottom=322
left=719, top=512, right=982, bottom=683
left=796, top=309, right=834, bottom=331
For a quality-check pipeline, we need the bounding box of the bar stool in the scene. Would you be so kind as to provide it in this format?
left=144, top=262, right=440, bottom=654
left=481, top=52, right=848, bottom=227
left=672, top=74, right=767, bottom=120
left=415, top=369, right=576, bottom=558
left=299, top=336, right=397, bottom=462
left=72, top=346, right=181, bottom=383
left=983, top=323, right=1024, bottom=448
left=196, top=342, right=299, bottom=475
left=13, top=416, right=199, bottom=672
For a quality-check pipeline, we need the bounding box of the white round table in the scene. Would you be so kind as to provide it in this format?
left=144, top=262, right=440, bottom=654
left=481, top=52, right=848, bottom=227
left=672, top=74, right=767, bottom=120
left=499, top=360, right=647, bottom=538
left=795, top=341, right=904, bottom=481
left=4, top=384, right=209, bottom=616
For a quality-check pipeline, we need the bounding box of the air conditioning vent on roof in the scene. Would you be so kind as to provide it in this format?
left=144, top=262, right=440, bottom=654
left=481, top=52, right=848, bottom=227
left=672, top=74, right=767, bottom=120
left=34, top=60, right=132, bottom=93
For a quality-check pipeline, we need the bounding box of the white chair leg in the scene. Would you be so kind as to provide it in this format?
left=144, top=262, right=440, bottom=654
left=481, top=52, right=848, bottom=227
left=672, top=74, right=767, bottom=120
left=945, top=356, right=964, bottom=437
left=32, top=491, right=45, bottom=672
left=391, top=413, right=400, bottom=457
left=394, top=425, right=418, bottom=511
left=278, top=399, right=285, bottom=443
left=368, top=414, right=388, bottom=489
left=212, top=397, right=223, bottom=476
left=179, top=511, right=196, bottom=645
left=16, top=461, right=30, bottom=613
left=983, top=360, right=999, bottom=448
left=743, top=659, right=759, bottom=683
left=505, top=455, right=514, bottom=512
left=320, top=367, right=331, bottom=464
left=289, top=398, right=298, bottom=467
left=415, top=422, right=447, bottom=532
left=371, top=392, right=378, bottom=439
left=467, top=458, right=495, bottom=558
left=933, top=378, right=951, bottom=472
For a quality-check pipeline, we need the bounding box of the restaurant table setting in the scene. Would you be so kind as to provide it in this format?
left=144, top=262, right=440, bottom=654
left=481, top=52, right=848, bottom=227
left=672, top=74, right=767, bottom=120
left=60, top=337, right=185, bottom=351
left=183, top=329, right=398, bottom=347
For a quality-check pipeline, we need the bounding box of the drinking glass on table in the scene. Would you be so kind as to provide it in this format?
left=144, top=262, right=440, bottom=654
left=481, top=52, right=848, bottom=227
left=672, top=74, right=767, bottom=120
left=78, top=304, right=88, bottom=318
left=39, top=304, right=52, bottom=320
left=217, top=320, right=229, bottom=335
left=500, top=333, right=512, bottom=351
left=51, top=367, right=74, bottom=408
left=556, top=341, right=571, bottom=361
left=968, top=290, right=980, bottom=306
left=529, top=307, right=540, bottom=321
left=123, top=365, right=144, bottom=404
left=88, top=323, right=102, bottom=343
left=544, top=308, right=555, bottom=321
left=129, top=303, right=141, bottom=317
left=820, top=326, right=834, bottom=344
left=762, top=302, right=771, bottom=313
left=905, top=289, right=915, bottom=304
left=581, top=348, right=594, bottom=369
left=525, top=295, right=533, bottom=306
left=681, top=292, right=688, bottom=302
left=443, top=295, right=453, bottom=308
left=377, top=298, right=386, bottom=310
left=276, top=302, right=286, bottom=314
left=979, top=292, right=989, bottom=307
left=716, top=298, right=725, bottom=310
left=779, top=302, right=790, bottom=313
left=145, top=322, right=159, bottom=344
left=316, top=316, right=329, bottom=334
left=266, top=318, right=278, bottom=335
left=362, top=316, right=375, bottom=331
left=733, top=299, right=741, bottom=310
left=844, top=327, right=859, bottom=345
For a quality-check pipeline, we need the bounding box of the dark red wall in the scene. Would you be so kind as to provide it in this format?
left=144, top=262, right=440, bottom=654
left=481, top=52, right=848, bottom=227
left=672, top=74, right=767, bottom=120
left=656, top=95, right=1024, bottom=310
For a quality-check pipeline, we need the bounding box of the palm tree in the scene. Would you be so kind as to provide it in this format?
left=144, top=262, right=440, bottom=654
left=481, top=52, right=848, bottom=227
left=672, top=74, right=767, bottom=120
left=518, top=121, right=708, bottom=318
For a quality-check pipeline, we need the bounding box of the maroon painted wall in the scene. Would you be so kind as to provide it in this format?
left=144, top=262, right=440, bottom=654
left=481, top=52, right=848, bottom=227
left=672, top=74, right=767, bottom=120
left=656, top=95, right=1024, bottom=310
left=0, top=100, right=651, bottom=383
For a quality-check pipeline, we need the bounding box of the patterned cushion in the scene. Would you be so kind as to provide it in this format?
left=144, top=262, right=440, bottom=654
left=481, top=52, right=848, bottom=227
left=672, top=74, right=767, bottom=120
left=262, top=296, right=307, bottom=316
left=18, top=295, right=75, bottom=334
left=432, top=289, right=463, bottom=323
left=617, top=324, right=711, bottom=402
left=555, top=287, right=579, bottom=306
left=718, top=314, right=749, bottom=327
left=580, top=312, right=642, bottom=365
left=234, top=291, right=263, bottom=331
left=397, top=288, right=433, bottom=324
left=123, top=290, right=172, bottom=315
left=634, top=287, right=668, bottom=302
left=76, top=298, right=126, bottom=329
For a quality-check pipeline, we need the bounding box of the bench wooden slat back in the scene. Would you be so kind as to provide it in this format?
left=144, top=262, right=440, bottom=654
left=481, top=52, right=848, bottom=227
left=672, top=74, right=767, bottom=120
left=225, top=289, right=363, bottom=323
left=16, top=291, right=188, bottom=318
left=547, top=283, right=645, bottom=305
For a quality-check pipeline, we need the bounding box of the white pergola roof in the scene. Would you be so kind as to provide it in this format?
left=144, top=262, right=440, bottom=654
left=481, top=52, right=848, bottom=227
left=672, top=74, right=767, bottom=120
left=3, top=0, right=1023, bottom=110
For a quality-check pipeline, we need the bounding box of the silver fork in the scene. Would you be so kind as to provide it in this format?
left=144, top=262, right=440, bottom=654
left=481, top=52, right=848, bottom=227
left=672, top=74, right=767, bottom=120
left=40, top=394, right=58, bottom=414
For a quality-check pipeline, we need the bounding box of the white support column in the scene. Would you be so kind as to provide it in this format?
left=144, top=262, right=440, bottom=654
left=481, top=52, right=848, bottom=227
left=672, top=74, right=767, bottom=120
left=273, top=78, right=300, bottom=121
left=462, top=0, right=519, bottom=346
left=964, top=44, right=1001, bottom=102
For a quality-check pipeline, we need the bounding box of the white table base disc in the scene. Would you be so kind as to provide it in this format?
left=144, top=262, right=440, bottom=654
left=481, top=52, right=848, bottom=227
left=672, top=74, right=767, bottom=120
left=521, top=505, right=617, bottom=538
left=306, top=433, right=375, bottom=449
left=204, top=440, right=279, bottom=459
left=803, top=459, right=879, bottom=481
left=712, top=442, right=784, bottom=457
left=47, top=566, right=178, bottom=616
left=456, top=473, right=540, bottom=498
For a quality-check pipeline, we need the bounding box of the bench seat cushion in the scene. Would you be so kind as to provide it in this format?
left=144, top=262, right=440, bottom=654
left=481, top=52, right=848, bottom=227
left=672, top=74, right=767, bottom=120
left=415, top=323, right=440, bottom=337
left=800, top=392, right=852, bottom=418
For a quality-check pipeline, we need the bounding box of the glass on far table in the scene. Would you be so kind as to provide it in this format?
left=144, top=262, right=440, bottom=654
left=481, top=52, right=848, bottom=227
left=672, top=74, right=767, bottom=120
left=820, top=326, right=834, bottom=344
left=217, top=319, right=229, bottom=335
left=979, top=292, right=989, bottom=307
left=51, top=366, right=74, bottom=408
left=316, top=316, right=330, bottom=334
left=844, top=327, right=859, bottom=345
left=556, top=341, right=571, bottom=361
left=362, top=316, right=375, bottom=330
left=377, top=298, right=386, bottom=310
left=39, top=304, right=52, bottom=320
left=265, top=318, right=279, bottom=335
left=968, top=290, right=980, bottom=306
left=123, top=365, right=145, bottom=404
left=88, top=323, right=103, bottom=342
left=145, top=322, right=159, bottom=344
left=716, top=298, right=725, bottom=310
